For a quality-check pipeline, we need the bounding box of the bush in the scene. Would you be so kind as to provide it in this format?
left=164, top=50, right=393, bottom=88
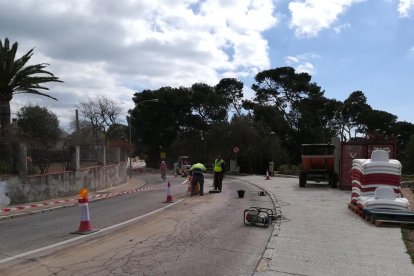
left=277, top=164, right=299, bottom=175
left=0, top=161, right=12, bottom=174
left=402, top=175, right=414, bottom=182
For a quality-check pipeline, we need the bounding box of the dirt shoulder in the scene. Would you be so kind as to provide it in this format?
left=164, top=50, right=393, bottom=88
left=401, top=185, right=414, bottom=264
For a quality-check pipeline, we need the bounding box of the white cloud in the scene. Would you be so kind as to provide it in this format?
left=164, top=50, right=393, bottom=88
left=333, top=22, right=351, bottom=33
left=288, top=0, right=366, bottom=38
left=284, top=55, right=316, bottom=75
left=1, top=0, right=278, bottom=129
left=398, top=0, right=414, bottom=17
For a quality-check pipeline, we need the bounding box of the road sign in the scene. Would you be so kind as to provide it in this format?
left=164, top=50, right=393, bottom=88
left=233, top=146, right=240, bottom=154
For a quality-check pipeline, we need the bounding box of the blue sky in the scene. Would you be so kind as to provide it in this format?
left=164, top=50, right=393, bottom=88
left=264, top=0, right=414, bottom=123
left=1, top=0, right=414, bottom=129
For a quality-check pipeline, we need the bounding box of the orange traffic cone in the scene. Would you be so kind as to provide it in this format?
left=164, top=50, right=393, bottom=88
left=265, top=170, right=270, bottom=180
left=164, top=182, right=174, bottom=203
left=71, top=195, right=99, bottom=235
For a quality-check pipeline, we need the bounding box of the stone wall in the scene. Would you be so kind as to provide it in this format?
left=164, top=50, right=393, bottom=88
left=3, top=162, right=127, bottom=204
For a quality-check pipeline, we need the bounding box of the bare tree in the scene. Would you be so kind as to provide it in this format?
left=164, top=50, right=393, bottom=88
left=77, top=96, right=122, bottom=143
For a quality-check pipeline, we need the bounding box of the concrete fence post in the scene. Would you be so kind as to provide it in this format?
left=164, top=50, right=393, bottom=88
left=116, top=147, right=121, bottom=164
left=19, top=143, right=27, bottom=177
left=103, top=145, right=107, bottom=166
left=69, top=145, right=80, bottom=171
left=76, top=145, right=80, bottom=171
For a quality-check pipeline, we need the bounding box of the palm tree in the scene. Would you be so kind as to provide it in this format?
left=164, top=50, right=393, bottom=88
left=0, top=37, right=63, bottom=137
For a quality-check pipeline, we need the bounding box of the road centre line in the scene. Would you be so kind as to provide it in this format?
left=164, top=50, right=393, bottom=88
left=0, top=198, right=184, bottom=265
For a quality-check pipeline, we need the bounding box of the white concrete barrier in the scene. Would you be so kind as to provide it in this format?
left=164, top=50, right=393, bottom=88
left=0, top=180, right=11, bottom=207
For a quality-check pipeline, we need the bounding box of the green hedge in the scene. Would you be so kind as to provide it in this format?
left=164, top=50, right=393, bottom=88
left=277, top=164, right=299, bottom=175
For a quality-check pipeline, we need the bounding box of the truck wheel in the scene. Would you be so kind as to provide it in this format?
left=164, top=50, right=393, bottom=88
left=329, top=173, right=337, bottom=188
left=299, top=172, right=307, bottom=187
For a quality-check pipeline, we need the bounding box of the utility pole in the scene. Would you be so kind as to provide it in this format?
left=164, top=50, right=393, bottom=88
left=74, top=109, right=80, bottom=171
left=127, top=115, right=132, bottom=179
left=270, top=131, right=275, bottom=176
left=76, top=109, right=80, bottom=142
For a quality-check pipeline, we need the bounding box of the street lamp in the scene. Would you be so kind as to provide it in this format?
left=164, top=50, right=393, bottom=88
left=128, top=98, right=159, bottom=179
left=270, top=131, right=276, bottom=176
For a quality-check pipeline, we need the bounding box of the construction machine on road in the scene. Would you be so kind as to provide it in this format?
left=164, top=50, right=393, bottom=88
left=299, top=144, right=337, bottom=188
left=176, top=156, right=191, bottom=177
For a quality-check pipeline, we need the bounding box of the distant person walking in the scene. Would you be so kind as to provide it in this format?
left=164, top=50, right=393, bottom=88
left=213, top=155, right=225, bottom=192
left=190, top=162, right=206, bottom=196
left=160, top=160, right=167, bottom=181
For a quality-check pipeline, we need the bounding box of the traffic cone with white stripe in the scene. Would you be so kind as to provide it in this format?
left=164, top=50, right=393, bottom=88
left=71, top=188, right=99, bottom=235
left=265, top=170, right=270, bottom=180
left=164, top=182, right=174, bottom=203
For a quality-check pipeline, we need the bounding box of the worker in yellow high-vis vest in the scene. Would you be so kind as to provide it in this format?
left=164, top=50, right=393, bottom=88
left=190, top=162, right=206, bottom=196
left=213, top=154, right=225, bottom=192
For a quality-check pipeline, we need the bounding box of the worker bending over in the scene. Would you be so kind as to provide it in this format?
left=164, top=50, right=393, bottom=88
left=190, top=162, right=206, bottom=196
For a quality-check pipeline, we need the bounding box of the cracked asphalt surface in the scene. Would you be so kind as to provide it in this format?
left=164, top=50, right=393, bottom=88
left=0, top=178, right=274, bottom=275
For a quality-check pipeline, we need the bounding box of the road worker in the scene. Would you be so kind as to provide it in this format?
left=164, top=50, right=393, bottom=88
left=213, top=154, right=225, bottom=192
left=189, top=162, right=206, bottom=196
left=160, top=160, right=167, bottom=181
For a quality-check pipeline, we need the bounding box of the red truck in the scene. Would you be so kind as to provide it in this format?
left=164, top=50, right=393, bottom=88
left=299, top=144, right=337, bottom=188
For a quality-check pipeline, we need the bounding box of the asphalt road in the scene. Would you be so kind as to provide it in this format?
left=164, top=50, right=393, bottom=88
left=0, top=174, right=275, bottom=275
left=0, top=174, right=186, bottom=258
